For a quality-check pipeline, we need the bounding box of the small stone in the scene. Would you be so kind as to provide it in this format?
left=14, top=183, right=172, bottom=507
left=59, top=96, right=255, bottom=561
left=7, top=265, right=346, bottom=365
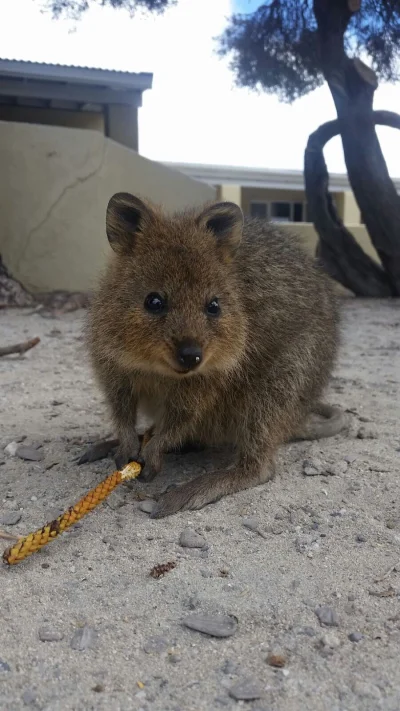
left=143, top=636, right=169, bottom=654
left=0, top=660, right=11, bottom=672
left=266, top=652, right=286, bottom=668
left=5, top=441, right=19, bottom=456
left=168, top=654, right=181, bottom=664
left=221, top=659, right=237, bottom=675
left=386, top=519, right=396, bottom=530
left=38, top=626, right=64, bottom=642
left=0, top=511, right=22, bottom=525
left=70, top=625, right=97, bottom=651
left=315, top=606, right=339, bottom=627
left=242, top=516, right=260, bottom=531
left=302, top=458, right=323, bottom=476
left=320, top=632, right=340, bottom=649
left=183, top=614, right=238, bottom=638
left=51, top=400, right=64, bottom=406
left=16, top=445, right=44, bottom=462
left=357, top=427, right=377, bottom=440
left=324, top=460, right=348, bottom=476
left=229, top=679, right=262, bottom=701
left=92, top=684, right=105, bottom=693
left=22, top=690, right=36, bottom=705
left=139, top=500, right=155, bottom=514
left=297, top=626, right=317, bottom=637
left=356, top=534, right=367, bottom=543
left=348, top=632, right=363, bottom=642
left=179, top=527, right=206, bottom=549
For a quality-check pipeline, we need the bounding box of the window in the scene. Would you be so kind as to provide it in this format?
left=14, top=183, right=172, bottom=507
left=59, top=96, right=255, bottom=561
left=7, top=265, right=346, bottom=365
left=270, top=202, right=291, bottom=222
left=250, top=202, right=268, bottom=219
left=250, top=200, right=307, bottom=223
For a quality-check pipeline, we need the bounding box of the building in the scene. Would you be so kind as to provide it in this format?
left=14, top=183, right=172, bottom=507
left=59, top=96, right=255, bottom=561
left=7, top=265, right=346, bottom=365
left=163, top=162, right=377, bottom=225
left=165, top=161, right=391, bottom=269
left=0, top=58, right=154, bottom=152
left=0, top=60, right=215, bottom=293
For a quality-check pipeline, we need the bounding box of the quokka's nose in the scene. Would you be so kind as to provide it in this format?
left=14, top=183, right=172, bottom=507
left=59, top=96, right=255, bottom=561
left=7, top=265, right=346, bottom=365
left=176, top=342, right=203, bottom=370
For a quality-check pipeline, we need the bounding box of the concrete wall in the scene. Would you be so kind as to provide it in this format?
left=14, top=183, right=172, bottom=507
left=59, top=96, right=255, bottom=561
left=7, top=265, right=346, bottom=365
left=0, top=120, right=216, bottom=292
left=0, top=105, right=105, bottom=132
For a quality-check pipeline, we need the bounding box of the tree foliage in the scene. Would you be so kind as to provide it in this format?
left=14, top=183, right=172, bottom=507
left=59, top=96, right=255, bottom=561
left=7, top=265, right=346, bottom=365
left=43, top=0, right=176, bottom=20
left=218, top=1, right=400, bottom=102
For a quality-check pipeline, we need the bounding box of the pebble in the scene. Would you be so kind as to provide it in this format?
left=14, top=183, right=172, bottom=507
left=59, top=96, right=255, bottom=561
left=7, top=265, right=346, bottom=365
left=139, top=500, right=155, bottom=514
left=182, top=614, right=238, bottom=638
left=266, top=652, right=286, bottom=667
left=168, top=654, right=181, bottom=664
left=15, top=445, right=44, bottom=462
left=38, top=626, right=64, bottom=642
left=22, top=690, right=36, bottom=705
left=242, top=516, right=260, bottom=532
left=325, top=460, right=348, bottom=476
left=297, top=626, right=317, bottom=637
left=320, top=632, right=340, bottom=649
left=70, top=625, right=97, bottom=651
left=228, top=679, right=263, bottom=701
left=302, top=458, right=323, bottom=476
left=92, top=684, right=105, bottom=693
left=0, top=659, right=11, bottom=672
left=315, top=606, right=339, bottom=627
left=221, top=659, right=237, bottom=675
left=356, top=534, right=368, bottom=543
left=179, top=527, right=207, bottom=549
left=0, top=511, right=22, bottom=525
left=348, top=632, right=363, bottom=642
left=357, top=427, right=377, bottom=440
left=143, top=636, right=169, bottom=654
left=4, top=441, right=19, bottom=457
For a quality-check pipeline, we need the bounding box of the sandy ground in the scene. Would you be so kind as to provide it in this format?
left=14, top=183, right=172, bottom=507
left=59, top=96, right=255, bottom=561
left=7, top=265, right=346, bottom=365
left=0, top=299, right=399, bottom=711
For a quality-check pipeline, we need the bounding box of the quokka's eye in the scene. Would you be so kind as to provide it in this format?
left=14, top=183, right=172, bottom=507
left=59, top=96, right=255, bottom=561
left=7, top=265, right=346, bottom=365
left=205, top=297, right=220, bottom=317
left=144, top=292, right=167, bottom=314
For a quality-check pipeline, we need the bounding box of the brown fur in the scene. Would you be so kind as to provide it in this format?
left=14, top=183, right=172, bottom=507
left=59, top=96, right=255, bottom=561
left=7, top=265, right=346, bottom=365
left=88, top=194, right=343, bottom=517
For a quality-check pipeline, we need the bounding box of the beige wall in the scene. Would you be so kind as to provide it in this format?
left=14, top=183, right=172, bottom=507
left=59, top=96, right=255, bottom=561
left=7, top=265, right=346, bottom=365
left=0, top=105, right=105, bottom=132
left=106, top=105, right=138, bottom=152
left=284, top=222, right=378, bottom=263
left=241, top=187, right=307, bottom=216
left=0, top=120, right=216, bottom=292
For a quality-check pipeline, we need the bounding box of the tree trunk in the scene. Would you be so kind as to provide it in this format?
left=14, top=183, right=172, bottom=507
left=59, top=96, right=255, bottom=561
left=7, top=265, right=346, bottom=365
left=313, top=0, right=400, bottom=296
left=305, top=114, right=398, bottom=297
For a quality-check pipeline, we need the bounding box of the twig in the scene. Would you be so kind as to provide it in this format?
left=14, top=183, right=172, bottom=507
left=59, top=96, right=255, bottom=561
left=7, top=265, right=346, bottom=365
left=0, top=530, right=20, bottom=541
left=0, top=337, right=40, bottom=357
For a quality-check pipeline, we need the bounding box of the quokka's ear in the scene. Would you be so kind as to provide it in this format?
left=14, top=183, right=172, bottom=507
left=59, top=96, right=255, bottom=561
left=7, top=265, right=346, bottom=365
left=196, top=201, right=244, bottom=253
left=106, top=193, right=152, bottom=254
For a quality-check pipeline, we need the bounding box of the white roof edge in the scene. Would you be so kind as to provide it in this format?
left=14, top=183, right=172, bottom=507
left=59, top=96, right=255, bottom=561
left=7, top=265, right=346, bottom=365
left=0, top=59, right=153, bottom=91
left=164, top=161, right=400, bottom=193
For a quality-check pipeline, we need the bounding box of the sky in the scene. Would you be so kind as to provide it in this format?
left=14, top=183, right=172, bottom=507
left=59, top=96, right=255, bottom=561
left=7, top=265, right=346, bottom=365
left=1, top=0, right=400, bottom=175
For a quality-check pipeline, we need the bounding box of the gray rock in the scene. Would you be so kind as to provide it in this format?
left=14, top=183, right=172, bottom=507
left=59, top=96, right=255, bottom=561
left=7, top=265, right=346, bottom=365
left=22, top=689, right=37, bottom=705
left=16, top=445, right=44, bottom=461
left=70, top=625, right=97, bottom=651
left=352, top=680, right=381, bottom=699
left=179, top=527, right=206, bottom=549
left=348, top=632, right=363, bottom=642
left=303, top=458, right=324, bottom=476
left=357, top=427, right=377, bottom=440
left=168, top=654, right=181, bottom=664
left=139, top=500, right=155, bottom=514
left=229, top=679, right=263, bottom=701
left=0, top=659, right=11, bottom=672
left=325, top=460, right=348, bottom=476
left=143, top=636, right=169, bottom=654
left=4, top=441, right=19, bottom=457
left=242, top=516, right=260, bottom=531
left=221, top=659, right=237, bottom=675
left=315, top=606, right=339, bottom=627
left=183, top=614, right=238, bottom=638
left=320, top=632, right=340, bottom=649
left=0, top=511, right=21, bottom=525
left=356, top=534, right=367, bottom=543
left=38, top=626, right=64, bottom=642
left=297, top=626, right=317, bottom=637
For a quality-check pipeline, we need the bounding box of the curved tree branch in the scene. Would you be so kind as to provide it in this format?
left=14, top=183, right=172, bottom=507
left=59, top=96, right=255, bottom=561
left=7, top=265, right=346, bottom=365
left=304, top=110, right=400, bottom=297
